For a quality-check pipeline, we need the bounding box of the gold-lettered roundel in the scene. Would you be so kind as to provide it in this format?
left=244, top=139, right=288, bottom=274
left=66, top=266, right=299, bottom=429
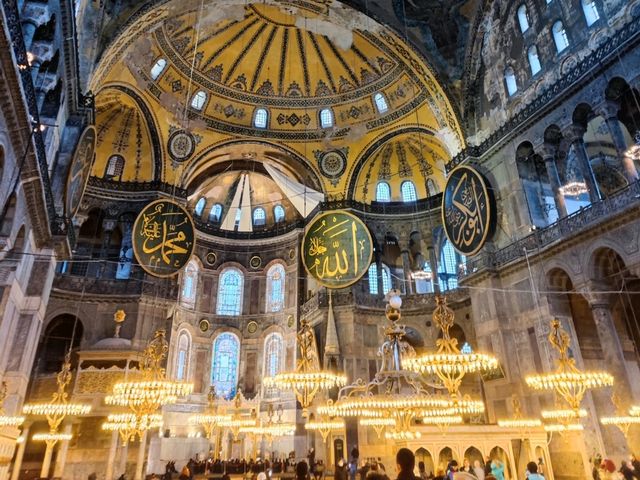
left=442, top=165, right=496, bottom=257
left=65, top=125, right=96, bottom=218
left=132, top=199, right=196, bottom=277
left=302, top=210, right=373, bottom=289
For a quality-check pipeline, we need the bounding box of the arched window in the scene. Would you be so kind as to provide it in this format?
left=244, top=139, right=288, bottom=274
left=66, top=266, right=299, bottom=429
left=376, top=182, right=391, bottom=202
left=105, top=155, right=124, bottom=179
left=274, top=205, right=285, bottom=223
left=517, top=4, right=530, bottom=33
left=263, top=333, right=284, bottom=396
left=581, top=0, right=600, bottom=26
left=527, top=46, right=542, bottom=75
left=381, top=264, right=392, bottom=294
left=216, top=268, right=244, bottom=316
left=266, top=263, right=286, bottom=312
left=504, top=67, right=518, bottom=96
left=415, top=262, right=433, bottom=294
left=368, top=263, right=379, bottom=295
left=373, top=93, right=389, bottom=113
left=181, top=261, right=198, bottom=308
left=319, top=108, right=334, bottom=128
left=401, top=181, right=417, bottom=202
left=194, top=197, right=206, bottom=217
left=191, top=91, right=207, bottom=110
left=253, top=207, right=266, bottom=226
left=209, top=204, right=223, bottom=223
left=150, top=58, right=167, bottom=80
left=234, top=208, right=242, bottom=228
left=552, top=21, right=570, bottom=53
left=438, top=240, right=464, bottom=291
left=254, top=108, right=269, bottom=128
left=211, top=333, right=240, bottom=399
left=175, top=331, right=191, bottom=380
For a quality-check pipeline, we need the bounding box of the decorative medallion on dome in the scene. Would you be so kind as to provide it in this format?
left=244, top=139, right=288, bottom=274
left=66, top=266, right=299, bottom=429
left=249, top=255, right=262, bottom=269
left=65, top=126, right=96, bottom=218
left=302, top=210, right=373, bottom=289
left=132, top=199, right=196, bottom=277
left=442, top=166, right=496, bottom=257
left=247, top=321, right=258, bottom=334
left=168, top=129, right=195, bottom=163
left=205, top=251, right=217, bottom=266
left=316, top=148, right=348, bottom=186
left=199, top=319, right=210, bottom=333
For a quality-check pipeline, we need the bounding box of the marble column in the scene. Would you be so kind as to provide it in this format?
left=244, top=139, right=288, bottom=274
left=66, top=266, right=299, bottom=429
left=538, top=143, right=568, bottom=218
left=99, top=218, right=117, bottom=277
left=428, top=245, right=440, bottom=295
left=564, top=125, right=601, bottom=202
left=53, top=424, right=72, bottom=478
left=116, top=214, right=134, bottom=279
left=9, top=425, right=29, bottom=480
left=401, top=250, right=414, bottom=294
left=134, top=430, right=148, bottom=480
left=117, top=442, right=129, bottom=479
left=40, top=441, right=55, bottom=479
left=597, top=101, right=639, bottom=183
left=375, top=253, right=383, bottom=296
left=105, top=431, right=119, bottom=480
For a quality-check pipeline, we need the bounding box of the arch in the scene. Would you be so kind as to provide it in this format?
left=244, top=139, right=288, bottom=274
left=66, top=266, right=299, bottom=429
left=504, top=67, right=518, bottom=96
left=181, top=260, right=198, bottom=308
left=373, top=92, right=389, bottom=113
left=273, top=204, right=285, bottom=223
left=488, top=447, right=512, bottom=480
left=209, top=203, right=223, bottom=223
left=438, top=447, right=456, bottom=472
left=463, top=447, right=484, bottom=468
left=211, top=332, right=240, bottom=399
left=216, top=267, right=244, bottom=316
left=37, top=315, right=83, bottom=373
left=415, top=448, right=435, bottom=477
left=375, top=181, right=391, bottom=202
left=582, top=0, right=600, bottom=26
left=253, top=108, right=269, bottom=128
left=401, top=180, right=417, bottom=202
left=265, top=263, right=286, bottom=312
left=194, top=197, right=206, bottom=218
left=527, top=45, right=542, bottom=75
left=0, top=145, right=4, bottom=184
left=262, top=332, right=284, bottom=396
left=367, top=263, right=391, bottom=295
left=190, top=90, right=207, bottom=110
left=175, top=329, right=191, bottom=380
left=253, top=207, right=266, bottom=226
left=150, top=58, right=167, bottom=80
left=0, top=193, right=16, bottom=236
left=319, top=108, right=334, bottom=128
left=552, top=21, right=570, bottom=53
left=517, top=4, right=530, bottom=33
left=426, top=178, right=440, bottom=196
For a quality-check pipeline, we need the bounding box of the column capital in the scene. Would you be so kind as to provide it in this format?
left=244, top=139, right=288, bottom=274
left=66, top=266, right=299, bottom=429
left=102, top=218, right=118, bottom=232
left=563, top=124, right=586, bottom=143
left=535, top=143, right=558, bottom=160
left=580, top=281, right=612, bottom=308
left=594, top=100, right=620, bottom=120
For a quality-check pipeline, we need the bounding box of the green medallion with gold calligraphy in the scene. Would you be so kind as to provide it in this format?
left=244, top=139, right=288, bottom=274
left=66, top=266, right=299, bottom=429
left=442, top=165, right=496, bottom=257
left=132, top=199, right=196, bottom=277
left=302, top=210, right=373, bottom=289
left=65, top=125, right=96, bottom=218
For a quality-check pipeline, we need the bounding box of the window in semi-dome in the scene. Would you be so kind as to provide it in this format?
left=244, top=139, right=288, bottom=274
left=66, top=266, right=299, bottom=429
left=209, top=204, right=223, bottom=223
left=381, top=264, right=392, bottom=294
left=552, top=21, right=570, bottom=53
left=401, top=181, right=417, bottom=202
left=266, top=264, right=285, bottom=312
left=505, top=67, right=518, bottom=96
left=582, top=0, right=600, bottom=26
left=150, top=58, right=167, bottom=80
left=528, top=46, right=542, bottom=75
left=191, top=91, right=207, bottom=110
left=319, top=108, right=334, bottom=128
left=368, top=263, right=379, bottom=295
left=376, top=182, right=391, bottom=202
left=194, top=197, right=206, bottom=217
left=374, top=93, right=389, bottom=113
left=216, top=268, right=244, bottom=316
left=181, top=261, right=198, bottom=307
left=105, top=155, right=124, bottom=179
left=274, top=205, right=285, bottom=223
left=234, top=208, right=241, bottom=228
left=253, top=207, right=266, bottom=226
left=254, top=108, right=269, bottom=128
left=263, top=333, right=283, bottom=396
left=175, top=331, right=190, bottom=381
left=211, top=332, right=240, bottom=399
left=517, top=4, right=530, bottom=32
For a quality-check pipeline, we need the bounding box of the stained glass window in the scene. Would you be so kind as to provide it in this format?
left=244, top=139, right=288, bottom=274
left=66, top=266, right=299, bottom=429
left=274, top=205, right=285, bottom=223
left=181, top=261, right=198, bottom=307
left=401, top=181, right=417, bottom=202
left=216, top=268, right=244, bottom=316
left=263, top=333, right=283, bottom=396
left=211, top=333, right=240, bottom=399
left=176, top=331, right=190, bottom=380
left=266, top=264, right=286, bottom=312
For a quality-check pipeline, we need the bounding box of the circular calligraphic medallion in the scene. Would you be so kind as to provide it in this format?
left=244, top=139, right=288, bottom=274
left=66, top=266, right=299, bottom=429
left=247, top=321, right=258, bottom=334
left=442, top=165, right=496, bottom=257
left=199, top=319, right=210, bottom=333
left=249, top=255, right=262, bottom=269
left=320, top=151, right=346, bottom=178
left=287, top=315, right=294, bottom=328
left=168, top=130, right=195, bottom=162
left=301, top=210, right=373, bottom=289
left=65, top=125, right=97, bottom=218
left=205, top=251, right=217, bottom=266
left=132, top=199, right=196, bottom=277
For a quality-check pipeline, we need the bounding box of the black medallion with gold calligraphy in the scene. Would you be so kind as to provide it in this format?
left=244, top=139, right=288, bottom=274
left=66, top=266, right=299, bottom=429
left=442, top=165, right=496, bottom=257
left=65, top=125, right=96, bottom=218
left=132, top=199, right=196, bottom=277
left=302, top=210, right=373, bottom=289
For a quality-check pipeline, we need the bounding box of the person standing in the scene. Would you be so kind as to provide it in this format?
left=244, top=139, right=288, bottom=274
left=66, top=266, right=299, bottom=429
left=395, top=448, right=420, bottom=480
left=525, top=462, right=544, bottom=480
left=472, top=460, right=485, bottom=480
left=490, top=460, right=504, bottom=480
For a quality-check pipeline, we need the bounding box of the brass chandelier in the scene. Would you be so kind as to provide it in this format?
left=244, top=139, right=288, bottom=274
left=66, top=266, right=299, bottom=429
left=526, top=319, right=613, bottom=413
left=219, top=390, right=257, bottom=440
left=264, top=319, right=346, bottom=416
left=102, top=413, right=164, bottom=445
left=189, top=387, right=231, bottom=440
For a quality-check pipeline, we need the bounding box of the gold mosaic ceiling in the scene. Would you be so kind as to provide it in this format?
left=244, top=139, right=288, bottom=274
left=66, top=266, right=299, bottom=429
left=89, top=0, right=464, bottom=204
